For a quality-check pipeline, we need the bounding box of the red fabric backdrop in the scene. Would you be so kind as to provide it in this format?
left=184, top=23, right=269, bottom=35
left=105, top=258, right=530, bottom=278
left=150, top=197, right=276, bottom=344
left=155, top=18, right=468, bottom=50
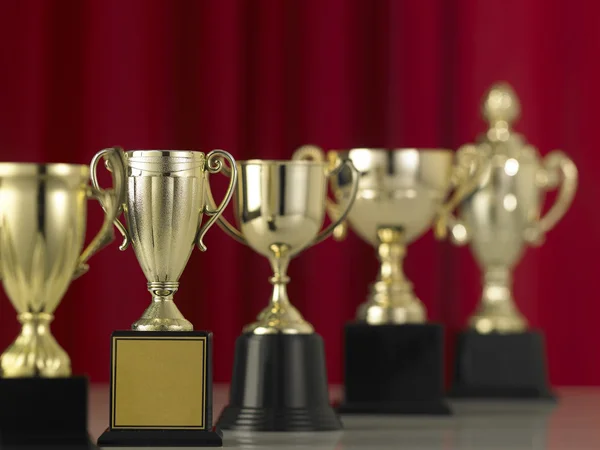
left=0, top=0, right=598, bottom=385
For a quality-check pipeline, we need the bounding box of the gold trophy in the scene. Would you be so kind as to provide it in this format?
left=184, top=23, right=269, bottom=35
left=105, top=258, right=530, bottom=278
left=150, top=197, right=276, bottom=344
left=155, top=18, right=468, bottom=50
left=0, top=152, right=125, bottom=447
left=93, top=148, right=237, bottom=447
left=447, top=83, right=578, bottom=399
left=212, top=155, right=359, bottom=431
left=297, top=145, right=482, bottom=414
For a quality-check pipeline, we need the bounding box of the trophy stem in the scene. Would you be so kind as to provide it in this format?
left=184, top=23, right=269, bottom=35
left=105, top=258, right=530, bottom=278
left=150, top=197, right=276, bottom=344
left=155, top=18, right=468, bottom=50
left=243, top=244, right=314, bottom=335
left=357, top=227, right=425, bottom=324
left=469, top=265, right=528, bottom=333
left=0, top=312, right=71, bottom=378
left=132, top=282, right=193, bottom=332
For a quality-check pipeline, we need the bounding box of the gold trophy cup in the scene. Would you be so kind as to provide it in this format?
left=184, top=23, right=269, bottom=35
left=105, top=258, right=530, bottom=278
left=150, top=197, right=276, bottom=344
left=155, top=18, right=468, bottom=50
left=0, top=151, right=126, bottom=446
left=296, top=145, right=482, bottom=414
left=93, top=148, right=237, bottom=447
left=448, top=83, right=578, bottom=399
left=213, top=155, right=359, bottom=431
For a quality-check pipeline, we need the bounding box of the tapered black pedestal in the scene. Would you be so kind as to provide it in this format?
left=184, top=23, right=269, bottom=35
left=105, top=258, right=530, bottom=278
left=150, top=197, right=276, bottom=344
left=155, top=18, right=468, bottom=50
left=0, top=376, right=94, bottom=449
left=98, top=330, right=222, bottom=447
left=450, top=330, right=555, bottom=400
left=216, top=333, right=342, bottom=431
left=338, top=323, right=451, bottom=415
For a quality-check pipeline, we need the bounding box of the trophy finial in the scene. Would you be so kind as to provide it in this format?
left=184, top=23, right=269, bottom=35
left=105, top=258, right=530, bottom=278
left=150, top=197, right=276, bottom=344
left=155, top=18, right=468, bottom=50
left=482, top=82, right=520, bottom=141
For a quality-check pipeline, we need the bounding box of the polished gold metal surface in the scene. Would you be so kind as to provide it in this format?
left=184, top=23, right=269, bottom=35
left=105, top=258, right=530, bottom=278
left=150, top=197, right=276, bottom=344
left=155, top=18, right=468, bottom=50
left=448, top=83, right=578, bottom=334
left=111, top=335, right=207, bottom=429
left=209, top=153, right=359, bottom=334
left=0, top=151, right=126, bottom=377
left=299, top=146, right=483, bottom=325
left=92, top=148, right=237, bottom=332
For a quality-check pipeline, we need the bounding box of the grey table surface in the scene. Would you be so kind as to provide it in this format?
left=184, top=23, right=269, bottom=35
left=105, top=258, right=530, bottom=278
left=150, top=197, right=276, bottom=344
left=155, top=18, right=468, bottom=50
left=89, top=385, right=599, bottom=449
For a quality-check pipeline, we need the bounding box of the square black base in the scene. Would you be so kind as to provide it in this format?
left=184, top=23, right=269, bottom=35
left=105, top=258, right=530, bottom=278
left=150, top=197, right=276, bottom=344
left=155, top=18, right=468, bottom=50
left=0, top=376, right=94, bottom=448
left=450, top=330, right=555, bottom=400
left=97, top=427, right=223, bottom=447
left=339, top=323, right=451, bottom=415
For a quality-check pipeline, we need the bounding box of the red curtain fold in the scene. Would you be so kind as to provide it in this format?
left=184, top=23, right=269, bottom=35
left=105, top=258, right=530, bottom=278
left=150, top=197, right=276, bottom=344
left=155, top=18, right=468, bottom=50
left=0, top=0, right=598, bottom=384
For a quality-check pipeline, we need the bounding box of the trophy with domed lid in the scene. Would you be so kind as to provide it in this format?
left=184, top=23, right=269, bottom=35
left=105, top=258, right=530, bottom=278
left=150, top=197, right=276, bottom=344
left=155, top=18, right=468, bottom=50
left=447, top=83, right=577, bottom=399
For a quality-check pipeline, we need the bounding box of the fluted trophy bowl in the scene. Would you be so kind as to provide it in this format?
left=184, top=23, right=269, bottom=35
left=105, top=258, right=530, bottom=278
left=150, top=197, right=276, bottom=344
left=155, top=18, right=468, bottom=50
left=209, top=155, right=359, bottom=335
left=0, top=153, right=125, bottom=377
left=449, top=83, right=578, bottom=334
left=92, top=148, right=237, bottom=332
left=294, top=146, right=482, bottom=325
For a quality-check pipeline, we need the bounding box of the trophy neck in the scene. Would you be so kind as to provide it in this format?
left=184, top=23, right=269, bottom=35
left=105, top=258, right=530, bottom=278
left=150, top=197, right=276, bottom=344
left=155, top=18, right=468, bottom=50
left=243, top=245, right=314, bottom=335
left=131, top=282, right=193, bottom=332
left=0, top=312, right=71, bottom=378
left=468, top=266, right=528, bottom=333
left=357, top=227, right=426, bottom=325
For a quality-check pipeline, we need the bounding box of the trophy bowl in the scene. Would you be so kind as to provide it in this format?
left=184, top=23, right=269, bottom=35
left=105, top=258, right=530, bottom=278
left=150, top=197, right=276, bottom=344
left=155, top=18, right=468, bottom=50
left=295, top=146, right=482, bottom=325
left=0, top=153, right=125, bottom=378
left=91, top=148, right=237, bottom=332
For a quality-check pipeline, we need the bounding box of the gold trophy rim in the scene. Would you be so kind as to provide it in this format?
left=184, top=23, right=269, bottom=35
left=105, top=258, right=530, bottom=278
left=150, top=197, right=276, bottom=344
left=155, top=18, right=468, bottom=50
left=238, top=159, right=331, bottom=167
left=0, top=162, right=90, bottom=177
left=125, top=149, right=207, bottom=159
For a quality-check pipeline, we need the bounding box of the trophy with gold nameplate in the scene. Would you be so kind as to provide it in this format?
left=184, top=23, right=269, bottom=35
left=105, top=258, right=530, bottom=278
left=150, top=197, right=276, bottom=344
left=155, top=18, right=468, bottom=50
left=92, top=148, right=236, bottom=447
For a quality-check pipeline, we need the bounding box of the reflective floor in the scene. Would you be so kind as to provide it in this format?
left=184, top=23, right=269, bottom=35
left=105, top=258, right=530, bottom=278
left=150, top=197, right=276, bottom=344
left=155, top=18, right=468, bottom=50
left=90, top=386, right=600, bottom=449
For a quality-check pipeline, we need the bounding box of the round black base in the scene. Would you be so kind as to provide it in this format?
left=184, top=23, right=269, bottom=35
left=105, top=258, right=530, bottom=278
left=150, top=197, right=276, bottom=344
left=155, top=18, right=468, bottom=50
left=216, top=333, right=342, bottom=432
left=218, top=405, right=341, bottom=431
left=336, top=399, right=452, bottom=415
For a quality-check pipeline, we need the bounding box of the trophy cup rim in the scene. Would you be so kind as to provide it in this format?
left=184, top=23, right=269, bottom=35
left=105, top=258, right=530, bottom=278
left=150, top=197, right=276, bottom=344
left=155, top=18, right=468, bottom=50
left=333, top=147, right=453, bottom=156
left=0, top=162, right=89, bottom=178
left=126, top=150, right=206, bottom=159
left=239, top=159, right=328, bottom=167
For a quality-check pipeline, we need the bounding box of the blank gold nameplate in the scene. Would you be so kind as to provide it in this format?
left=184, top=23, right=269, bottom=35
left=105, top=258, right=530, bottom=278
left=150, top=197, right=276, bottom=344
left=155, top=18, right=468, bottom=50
left=109, top=331, right=210, bottom=430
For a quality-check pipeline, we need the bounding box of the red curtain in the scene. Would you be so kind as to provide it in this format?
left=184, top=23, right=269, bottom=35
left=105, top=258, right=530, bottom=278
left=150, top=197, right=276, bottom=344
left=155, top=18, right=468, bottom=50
left=0, top=0, right=598, bottom=385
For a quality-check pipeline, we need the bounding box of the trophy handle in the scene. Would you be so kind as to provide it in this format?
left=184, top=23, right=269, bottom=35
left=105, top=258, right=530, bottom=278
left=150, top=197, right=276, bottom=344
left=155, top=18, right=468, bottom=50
left=535, top=150, right=578, bottom=235
left=311, top=155, right=359, bottom=247
left=90, top=146, right=131, bottom=251
left=291, top=145, right=351, bottom=241
left=74, top=146, right=127, bottom=278
left=433, top=144, right=486, bottom=243
left=196, top=149, right=238, bottom=251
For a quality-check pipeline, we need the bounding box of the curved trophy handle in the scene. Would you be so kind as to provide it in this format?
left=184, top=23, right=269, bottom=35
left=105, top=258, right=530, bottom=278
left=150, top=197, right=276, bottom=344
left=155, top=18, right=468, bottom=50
left=433, top=144, right=487, bottom=244
left=530, top=150, right=578, bottom=240
left=90, top=146, right=130, bottom=251
left=311, top=154, right=359, bottom=247
left=196, top=149, right=238, bottom=251
left=74, top=147, right=127, bottom=278
left=292, top=145, right=350, bottom=241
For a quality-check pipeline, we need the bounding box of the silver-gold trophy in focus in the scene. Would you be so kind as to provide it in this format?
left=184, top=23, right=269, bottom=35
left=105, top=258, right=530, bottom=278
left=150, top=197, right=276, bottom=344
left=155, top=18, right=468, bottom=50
left=93, top=148, right=237, bottom=447
left=446, top=83, right=577, bottom=399
left=213, top=152, right=359, bottom=431
left=0, top=151, right=126, bottom=446
left=296, top=144, right=483, bottom=415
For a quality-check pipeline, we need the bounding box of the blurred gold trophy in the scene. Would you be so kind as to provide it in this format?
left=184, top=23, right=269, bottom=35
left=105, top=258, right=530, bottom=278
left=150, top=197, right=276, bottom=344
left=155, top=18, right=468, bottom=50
left=214, top=154, right=359, bottom=431
left=298, top=145, right=482, bottom=414
left=94, top=148, right=236, bottom=447
left=0, top=151, right=125, bottom=446
left=448, top=83, right=577, bottom=399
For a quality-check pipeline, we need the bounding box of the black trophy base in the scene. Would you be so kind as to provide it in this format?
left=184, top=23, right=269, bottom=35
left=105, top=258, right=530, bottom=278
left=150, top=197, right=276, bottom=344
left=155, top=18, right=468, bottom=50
left=339, top=323, right=451, bottom=415
left=0, top=376, right=95, bottom=449
left=97, top=428, right=223, bottom=447
left=216, top=333, right=342, bottom=431
left=450, top=330, right=556, bottom=400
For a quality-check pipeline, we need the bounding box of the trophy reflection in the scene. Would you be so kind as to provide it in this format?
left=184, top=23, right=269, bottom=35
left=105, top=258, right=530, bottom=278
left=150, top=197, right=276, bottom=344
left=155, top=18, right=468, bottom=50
left=297, top=146, right=482, bottom=414
left=448, top=83, right=577, bottom=399
left=213, top=155, right=359, bottom=431
left=0, top=152, right=125, bottom=446
left=94, top=148, right=237, bottom=447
